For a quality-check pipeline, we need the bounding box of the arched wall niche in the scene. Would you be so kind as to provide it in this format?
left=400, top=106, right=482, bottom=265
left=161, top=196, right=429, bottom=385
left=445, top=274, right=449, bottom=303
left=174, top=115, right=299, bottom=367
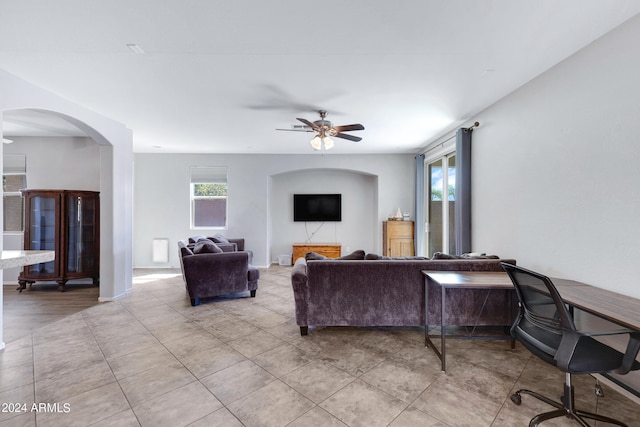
left=269, top=167, right=379, bottom=263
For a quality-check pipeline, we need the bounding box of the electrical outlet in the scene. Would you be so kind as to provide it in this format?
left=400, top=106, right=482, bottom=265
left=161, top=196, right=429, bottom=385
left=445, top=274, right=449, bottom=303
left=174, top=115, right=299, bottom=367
left=595, top=381, right=605, bottom=397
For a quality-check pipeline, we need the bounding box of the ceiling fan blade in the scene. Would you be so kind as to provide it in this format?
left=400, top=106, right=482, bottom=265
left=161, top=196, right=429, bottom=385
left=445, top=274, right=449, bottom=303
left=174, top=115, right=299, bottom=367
left=246, top=84, right=331, bottom=112
left=334, top=132, right=362, bottom=142
left=297, top=118, right=320, bottom=131
left=275, top=128, right=313, bottom=132
left=333, top=124, right=364, bottom=132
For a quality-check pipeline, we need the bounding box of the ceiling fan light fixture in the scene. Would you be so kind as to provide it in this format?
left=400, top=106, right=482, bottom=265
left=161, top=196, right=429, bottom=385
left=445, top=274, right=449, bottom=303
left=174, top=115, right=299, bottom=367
left=310, top=135, right=322, bottom=150
left=322, top=136, right=334, bottom=150
left=281, top=110, right=364, bottom=150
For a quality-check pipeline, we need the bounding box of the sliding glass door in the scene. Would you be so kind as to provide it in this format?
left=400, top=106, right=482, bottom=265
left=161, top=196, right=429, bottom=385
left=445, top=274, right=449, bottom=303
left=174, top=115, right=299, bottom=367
left=427, top=153, right=456, bottom=256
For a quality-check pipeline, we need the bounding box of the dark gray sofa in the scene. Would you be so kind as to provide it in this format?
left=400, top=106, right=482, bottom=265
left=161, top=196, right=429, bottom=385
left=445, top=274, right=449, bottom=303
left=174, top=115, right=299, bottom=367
left=178, top=239, right=259, bottom=306
left=291, top=255, right=516, bottom=335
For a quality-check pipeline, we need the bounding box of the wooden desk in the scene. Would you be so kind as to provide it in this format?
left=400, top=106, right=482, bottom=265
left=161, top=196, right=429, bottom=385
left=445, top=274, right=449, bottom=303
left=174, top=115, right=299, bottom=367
left=424, top=271, right=640, bottom=373
left=551, top=282, right=640, bottom=332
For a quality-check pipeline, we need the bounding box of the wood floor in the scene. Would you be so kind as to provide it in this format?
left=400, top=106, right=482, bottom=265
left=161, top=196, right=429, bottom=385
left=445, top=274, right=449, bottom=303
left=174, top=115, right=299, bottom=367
left=2, top=282, right=100, bottom=344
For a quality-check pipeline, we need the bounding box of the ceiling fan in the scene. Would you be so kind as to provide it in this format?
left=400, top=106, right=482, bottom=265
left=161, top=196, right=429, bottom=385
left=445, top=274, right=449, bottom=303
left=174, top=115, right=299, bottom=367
left=276, top=110, right=364, bottom=151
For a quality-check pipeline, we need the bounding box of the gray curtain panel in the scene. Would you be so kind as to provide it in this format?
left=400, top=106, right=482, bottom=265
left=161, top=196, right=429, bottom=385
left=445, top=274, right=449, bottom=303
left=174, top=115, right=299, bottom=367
left=455, top=128, right=472, bottom=254
left=414, top=154, right=425, bottom=256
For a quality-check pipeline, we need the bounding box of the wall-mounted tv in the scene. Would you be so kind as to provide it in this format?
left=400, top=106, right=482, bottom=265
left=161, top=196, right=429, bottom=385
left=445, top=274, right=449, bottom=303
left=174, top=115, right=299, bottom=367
left=293, top=194, right=342, bottom=222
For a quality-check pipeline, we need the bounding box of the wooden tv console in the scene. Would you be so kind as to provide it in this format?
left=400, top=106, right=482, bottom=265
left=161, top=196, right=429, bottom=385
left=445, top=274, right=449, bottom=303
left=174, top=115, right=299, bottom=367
left=292, top=243, right=341, bottom=262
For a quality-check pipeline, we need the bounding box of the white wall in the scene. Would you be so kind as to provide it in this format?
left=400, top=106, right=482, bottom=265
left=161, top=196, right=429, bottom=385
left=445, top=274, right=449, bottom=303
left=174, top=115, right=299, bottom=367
left=440, top=15, right=640, bottom=395
left=2, top=136, right=101, bottom=283
left=4, top=136, right=101, bottom=189
left=133, top=153, right=414, bottom=268
left=469, top=13, right=640, bottom=299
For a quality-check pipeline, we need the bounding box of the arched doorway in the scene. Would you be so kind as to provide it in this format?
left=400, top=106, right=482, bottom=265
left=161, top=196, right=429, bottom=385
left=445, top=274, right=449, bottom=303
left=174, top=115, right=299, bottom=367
left=1, top=70, right=134, bottom=349
left=2, top=109, right=102, bottom=287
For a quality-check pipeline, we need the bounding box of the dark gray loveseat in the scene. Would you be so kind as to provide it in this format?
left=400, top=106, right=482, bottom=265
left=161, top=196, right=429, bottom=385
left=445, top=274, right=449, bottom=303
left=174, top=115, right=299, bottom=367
left=178, top=238, right=259, bottom=306
left=291, top=254, right=516, bottom=335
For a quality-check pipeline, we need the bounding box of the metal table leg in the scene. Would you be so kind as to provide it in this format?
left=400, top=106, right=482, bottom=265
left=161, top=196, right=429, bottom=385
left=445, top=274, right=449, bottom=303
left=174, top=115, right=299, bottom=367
left=424, top=277, right=445, bottom=371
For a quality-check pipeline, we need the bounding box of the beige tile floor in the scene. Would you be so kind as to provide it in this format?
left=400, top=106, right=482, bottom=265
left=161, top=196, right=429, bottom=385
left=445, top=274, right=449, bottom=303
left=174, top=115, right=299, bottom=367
left=1, top=265, right=639, bottom=426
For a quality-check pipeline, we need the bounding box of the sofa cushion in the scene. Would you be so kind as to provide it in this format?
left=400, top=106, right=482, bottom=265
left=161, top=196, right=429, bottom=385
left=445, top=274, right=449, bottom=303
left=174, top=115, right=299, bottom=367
left=209, top=234, right=230, bottom=244
left=432, top=251, right=500, bottom=260
left=461, top=253, right=500, bottom=259
left=431, top=252, right=459, bottom=259
left=216, top=242, right=238, bottom=252
left=365, top=253, right=430, bottom=260
left=193, top=240, right=223, bottom=254
left=339, top=250, right=366, bottom=260
left=365, top=253, right=391, bottom=260
left=305, top=252, right=328, bottom=260
left=188, top=235, right=208, bottom=244
left=306, top=250, right=366, bottom=261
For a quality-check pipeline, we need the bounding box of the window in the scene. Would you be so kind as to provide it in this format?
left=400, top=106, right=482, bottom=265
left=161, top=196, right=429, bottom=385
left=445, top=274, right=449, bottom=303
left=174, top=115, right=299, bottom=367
left=3, top=155, right=27, bottom=232
left=427, top=153, right=456, bottom=256
left=190, top=166, right=227, bottom=228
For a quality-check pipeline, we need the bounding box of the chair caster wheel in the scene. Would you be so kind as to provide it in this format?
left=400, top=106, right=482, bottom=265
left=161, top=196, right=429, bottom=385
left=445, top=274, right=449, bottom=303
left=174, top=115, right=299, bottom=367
left=511, top=393, right=522, bottom=405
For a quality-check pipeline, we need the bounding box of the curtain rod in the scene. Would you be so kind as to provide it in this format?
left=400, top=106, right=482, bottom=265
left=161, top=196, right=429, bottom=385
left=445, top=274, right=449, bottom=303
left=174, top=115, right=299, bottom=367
left=463, top=121, right=480, bottom=132
left=421, top=121, right=480, bottom=155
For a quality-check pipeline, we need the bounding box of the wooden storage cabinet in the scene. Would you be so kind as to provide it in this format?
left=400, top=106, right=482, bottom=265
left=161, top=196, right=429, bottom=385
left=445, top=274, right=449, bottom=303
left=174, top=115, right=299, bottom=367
left=19, top=190, right=100, bottom=292
left=383, top=220, right=415, bottom=257
left=292, top=243, right=341, bottom=262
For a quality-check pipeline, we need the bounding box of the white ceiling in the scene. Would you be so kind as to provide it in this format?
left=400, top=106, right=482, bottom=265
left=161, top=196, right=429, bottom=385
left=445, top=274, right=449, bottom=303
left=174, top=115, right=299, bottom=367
left=1, top=1, right=639, bottom=154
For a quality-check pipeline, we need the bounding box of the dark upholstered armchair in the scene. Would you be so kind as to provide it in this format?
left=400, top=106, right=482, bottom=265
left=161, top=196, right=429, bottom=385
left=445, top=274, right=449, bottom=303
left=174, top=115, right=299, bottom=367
left=178, top=240, right=259, bottom=306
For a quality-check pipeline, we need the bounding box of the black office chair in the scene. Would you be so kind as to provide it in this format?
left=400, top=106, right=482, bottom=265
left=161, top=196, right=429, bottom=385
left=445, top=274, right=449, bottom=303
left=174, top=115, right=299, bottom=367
left=501, top=263, right=640, bottom=427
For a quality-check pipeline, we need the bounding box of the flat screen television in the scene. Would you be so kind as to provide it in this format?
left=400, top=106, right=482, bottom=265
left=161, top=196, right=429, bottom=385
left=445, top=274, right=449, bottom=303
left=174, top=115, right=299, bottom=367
left=293, top=194, right=342, bottom=222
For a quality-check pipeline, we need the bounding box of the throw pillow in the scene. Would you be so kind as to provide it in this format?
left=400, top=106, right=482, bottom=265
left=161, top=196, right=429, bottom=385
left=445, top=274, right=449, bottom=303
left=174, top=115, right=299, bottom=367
left=209, top=233, right=230, bottom=244
left=461, top=253, right=500, bottom=259
left=339, top=250, right=366, bottom=260
left=365, top=253, right=392, bottom=260
left=306, top=250, right=366, bottom=260
left=431, top=252, right=460, bottom=260
left=193, top=240, right=223, bottom=254
left=305, top=252, right=327, bottom=260
left=188, top=235, right=207, bottom=244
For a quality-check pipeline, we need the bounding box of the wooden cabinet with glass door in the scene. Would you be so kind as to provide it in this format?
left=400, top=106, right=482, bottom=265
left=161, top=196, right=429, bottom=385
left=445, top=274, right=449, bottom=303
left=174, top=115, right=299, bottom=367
left=18, top=190, right=100, bottom=292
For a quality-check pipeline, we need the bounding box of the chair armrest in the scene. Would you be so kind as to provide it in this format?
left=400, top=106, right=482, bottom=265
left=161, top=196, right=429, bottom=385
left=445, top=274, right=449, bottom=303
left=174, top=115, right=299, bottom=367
left=216, top=242, right=238, bottom=252
left=291, top=258, right=309, bottom=326
left=577, top=327, right=639, bottom=337
left=616, top=332, right=640, bottom=374
left=555, top=329, right=640, bottom=374
left=229, top=238, right=245, bottom=251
